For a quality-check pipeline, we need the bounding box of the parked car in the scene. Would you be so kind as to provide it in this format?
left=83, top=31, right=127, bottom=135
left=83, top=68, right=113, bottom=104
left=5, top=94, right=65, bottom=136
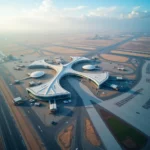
left=51, top=121, right=57, bottom=125
left=68, top=99, right=72, bottom=103
left=34, top=102, right=41, bottom=107
left=29, top=99, right=35, bottom=103
left=63, top=100, right=68, bottom=104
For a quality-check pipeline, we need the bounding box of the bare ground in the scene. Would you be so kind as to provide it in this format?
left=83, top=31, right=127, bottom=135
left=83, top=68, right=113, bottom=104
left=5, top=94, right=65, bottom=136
left=43, top=46, right=86, bottom=55
left=112, top=50, right=150, bottom=58
left=101, top=54, right=129, bottom=62
left=85, top=119, right=101, bottom=146
left=118, top=37, right=150, bottom=52
left=58, top=125, right=74, bottom=150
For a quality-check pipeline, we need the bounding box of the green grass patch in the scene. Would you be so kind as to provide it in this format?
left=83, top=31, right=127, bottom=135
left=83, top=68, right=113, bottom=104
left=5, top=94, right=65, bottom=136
left=107, top=117, right=147, bottom=148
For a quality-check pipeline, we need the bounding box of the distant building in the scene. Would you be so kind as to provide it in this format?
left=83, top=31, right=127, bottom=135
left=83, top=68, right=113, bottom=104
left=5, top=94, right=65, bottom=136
left=14, top=80, right=20, bottom=84
left=14, top=67, right=21, bottom=70
left=55, top=58, right=62, bottom=64
left=110, top=84, right=118, bottom=90
left=49, top=100, right=57, bottom=113
left=117, top=67, right=125, bottom=71
left=116, top=76, right=123, bottom=80
left=29, top=81, right=36, bottom=87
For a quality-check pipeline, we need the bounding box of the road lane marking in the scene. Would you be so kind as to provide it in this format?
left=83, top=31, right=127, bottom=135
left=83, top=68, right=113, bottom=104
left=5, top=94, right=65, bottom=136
left=0, top=106, right=12, bottom=135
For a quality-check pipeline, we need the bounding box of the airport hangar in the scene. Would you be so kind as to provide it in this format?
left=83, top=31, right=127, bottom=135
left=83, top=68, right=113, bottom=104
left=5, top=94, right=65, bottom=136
left=26, top=57, right=109, bottom=101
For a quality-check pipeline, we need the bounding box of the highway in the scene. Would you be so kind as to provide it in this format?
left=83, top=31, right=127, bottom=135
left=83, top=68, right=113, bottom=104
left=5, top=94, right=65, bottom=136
left=0, top=92, right=27, bottom=150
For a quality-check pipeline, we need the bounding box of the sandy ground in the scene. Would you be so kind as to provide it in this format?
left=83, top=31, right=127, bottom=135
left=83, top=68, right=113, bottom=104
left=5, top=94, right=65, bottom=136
left=100, top=54, right=128, bottom=62
left=8, top=50, right=35, bottom=56
left=58, top=125, right=74, bottom=150
left=119, top=49, right=150, bottom=55
left=56, top=37, right=127, bottom=49
left=85, top=119, right=101, bottom=146
left=43, top=46, right=86, bottom=55
left=74, top=46, right=95, bottom=50
left=112, top=50, right=150, bottom=58
left=99, top=90, right=118, bottom=98
left=118, top=37, right=150, bottom=52
left=42, top=51, right=53, bottom=56
left=2, top=44, right=27, bottom=53
left=1, top=32, right=127, bottom=58
left=125, top=74, right=136, bottom=80
left=0, top=78, right=44, bottom=150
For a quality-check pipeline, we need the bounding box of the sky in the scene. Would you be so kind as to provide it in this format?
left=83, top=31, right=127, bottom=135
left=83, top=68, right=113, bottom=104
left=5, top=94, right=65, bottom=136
left=0, top=0, right=150, bottom=33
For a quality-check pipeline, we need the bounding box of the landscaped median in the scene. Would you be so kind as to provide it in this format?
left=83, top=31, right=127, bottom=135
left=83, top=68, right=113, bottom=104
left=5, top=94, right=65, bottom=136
left=58, top=125, right=74, bottom=150
left=85, top=119, right=101, bottom=146
left=99, top=108, right=147, bottom=150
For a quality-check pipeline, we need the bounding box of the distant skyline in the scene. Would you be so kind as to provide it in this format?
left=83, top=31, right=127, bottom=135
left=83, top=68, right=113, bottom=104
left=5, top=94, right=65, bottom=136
left=0, top=0, right=150, bottom=33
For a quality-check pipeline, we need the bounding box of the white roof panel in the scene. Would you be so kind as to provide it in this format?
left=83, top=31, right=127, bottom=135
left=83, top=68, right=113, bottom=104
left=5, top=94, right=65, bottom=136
left=26, top=57, right=109, bottom=100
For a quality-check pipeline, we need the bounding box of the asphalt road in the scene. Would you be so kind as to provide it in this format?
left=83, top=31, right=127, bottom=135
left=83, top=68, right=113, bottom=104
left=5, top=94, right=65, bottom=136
left=0, top=92, right=27, bottom=150
left=84, top=34, right=141, bottom=57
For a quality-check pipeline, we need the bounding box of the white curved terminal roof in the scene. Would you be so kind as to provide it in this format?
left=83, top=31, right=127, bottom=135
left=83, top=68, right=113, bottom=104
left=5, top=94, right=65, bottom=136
left=26, top=56, right=109, bottom=100
left=30, top=71, right=45, bottom=78
left=82, top=65, right=95, bottom=70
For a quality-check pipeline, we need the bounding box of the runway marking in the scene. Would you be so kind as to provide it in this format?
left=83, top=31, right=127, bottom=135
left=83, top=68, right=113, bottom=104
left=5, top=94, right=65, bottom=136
left=38, top=125, right=43, bottom=133
left=22, top=140, right=26, bottom=147
left=0, top=125, right=7, bottom=150
left=0, top=106, right=12, bottom=135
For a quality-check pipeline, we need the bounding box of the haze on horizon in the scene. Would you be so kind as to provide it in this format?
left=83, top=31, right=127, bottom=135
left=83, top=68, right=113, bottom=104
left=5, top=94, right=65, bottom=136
left=0, top=0, right=150, bottom=33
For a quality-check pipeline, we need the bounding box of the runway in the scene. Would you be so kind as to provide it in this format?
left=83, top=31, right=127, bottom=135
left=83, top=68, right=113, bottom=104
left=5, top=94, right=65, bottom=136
left=84, top=34, right=141, bottom=57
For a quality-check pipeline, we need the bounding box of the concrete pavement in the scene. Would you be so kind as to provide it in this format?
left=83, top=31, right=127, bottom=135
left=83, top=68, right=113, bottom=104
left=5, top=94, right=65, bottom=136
left=99, top=60, right=150, bottom=136
left=68, top=78, right=122, bottom=150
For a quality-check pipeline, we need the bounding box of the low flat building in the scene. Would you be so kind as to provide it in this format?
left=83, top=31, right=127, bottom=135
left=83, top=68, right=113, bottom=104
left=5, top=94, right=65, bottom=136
left=49, top=100, right=57, bottom=113
left=110, top=84, right=118, bottom=90
left=13, top=97, right=24, bottom=105
left=116, top=76, right=123, bottom=80
left=29, top=81, right=36, bottom=87
left=117, top=67, right=125, bottom=71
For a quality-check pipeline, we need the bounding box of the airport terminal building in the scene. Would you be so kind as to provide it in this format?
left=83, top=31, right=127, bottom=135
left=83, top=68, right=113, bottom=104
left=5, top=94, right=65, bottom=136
left=26, top=57, right=109, bottom=101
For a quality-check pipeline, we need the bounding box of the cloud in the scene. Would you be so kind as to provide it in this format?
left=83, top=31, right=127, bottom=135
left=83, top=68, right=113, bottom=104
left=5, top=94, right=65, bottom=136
left=133, top=6, right=141, bottom=11
left=127, top=6, right=150, bottom=19
left=128, top=6, right=141, bottom=18
left=88, top=6, right=117, bottom=17
left=63, top=6, right=87, bottom=11
left=0, top=1, right=150, bottom=33
left=25, top=0, right=58, bottom=17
